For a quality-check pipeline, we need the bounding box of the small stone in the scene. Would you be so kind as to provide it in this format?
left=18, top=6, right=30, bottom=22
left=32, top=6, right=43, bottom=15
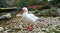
left=13, top=26, right=19, bottom=29
left=16, top=13, right=22, bottom=17
left=13, top=30, right=15, bottom=31
left=3, top=31, right=8, bottom=33
left=12, top=31, right=16, bottom=33
left=20, top=23, right=23, bottom=25
left=37, top=27, right=41, bottom=31
left=17, top=31, right=22, bottom=33
left=42, top=28, right=46, bottom=30
left=33, top=25, right=37, bottom=29
left=41, top=32, right=46, bottom=33
left=21, top=30, right=24, bottom=32
left=52, top=32, right=55, bottom=33
left=0, top=32, right=3, bottom=33
left=5, top=27, right=8, bottom=30
left=32, top=29, right=36, bottom=31
left=24, top=30, right=28, bottom=33
left=34, top=32, right=36, bottom=33
left=13, top=21, right=16, bottom=22
left=28, top=32, right=31, bottom=33
left=45, top=28, right=49, bottom=32
left=38, top=32, right=41, bottom=33
left=52, top=25, right=57, bottom=27
left=6, top=29, right=12, bottom=32
left=19, top=25, right=23, bottom=29
left=0, top=27, right=4, bottom=31
left=42, top=28, right=46, bottom=32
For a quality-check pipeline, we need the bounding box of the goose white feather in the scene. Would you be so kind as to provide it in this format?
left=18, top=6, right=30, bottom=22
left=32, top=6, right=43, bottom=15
left=22, top=7, right=40, bottom=24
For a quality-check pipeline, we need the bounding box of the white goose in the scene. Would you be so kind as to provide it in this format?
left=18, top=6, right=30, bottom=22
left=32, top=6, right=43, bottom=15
left=21, top=7, right=41, bottom=30
left=21, top=7, right=40, bottom=25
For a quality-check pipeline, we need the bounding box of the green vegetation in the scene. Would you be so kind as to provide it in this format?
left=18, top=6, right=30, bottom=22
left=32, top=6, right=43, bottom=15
left=0, top=0, right=60, bottom=8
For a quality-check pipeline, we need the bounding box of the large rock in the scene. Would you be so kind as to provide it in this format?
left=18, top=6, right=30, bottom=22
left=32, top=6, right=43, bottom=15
left=36, top=7, right=59, bottom=17
left=0, top=13, right=11, bottom=19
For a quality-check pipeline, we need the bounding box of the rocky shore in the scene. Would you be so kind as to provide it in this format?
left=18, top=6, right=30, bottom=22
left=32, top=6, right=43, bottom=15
left=0, top=16, right=60, bottom=33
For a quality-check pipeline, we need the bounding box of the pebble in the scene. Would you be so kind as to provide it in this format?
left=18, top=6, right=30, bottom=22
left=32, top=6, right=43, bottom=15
left=34, top=32, right=36, bottom=33
left=13, top=21, right=16, bottom=22
left=45, top=28, right=49, bottom=32
left=17, top=31, right=22, bottom=33
left=32, top=29, right=36, bottom=31
left=13, top=26, right=19, bottom=29
left=21, top=30, right=24, bottom=32
left=38, top=32, right=41, bottom=33
left=3, top=31, right=8, bottom=33
left=16, top=13, right=22, bottom=17
left=52, top=25, right=57, bottom=27
left=12, top=31, right=16, bottom=33
left=0, top=16, right=60, bottom=33
left=41, top=32, right=46, bottom=33
left=0, top=32, right=3, bottom=33
left=19, top=25, right=23, bottom=29
left=33, top=25, right=37, bottom=29
left=42, top=28, right=46, bottom=30
left=5, top=29, right=12, bottom=32
left=52, top=32, right=55, bottom=33
left=28, top=32, right=32, bottom=33
left=5, top=27, right=8, bottom=30
left=13, top=30, right=15, bottom=32
left=0, top=27, right=4, bottom=31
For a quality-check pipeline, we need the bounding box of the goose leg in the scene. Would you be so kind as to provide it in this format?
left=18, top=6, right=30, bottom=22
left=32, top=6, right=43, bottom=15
left=23, top=22, right=33, bottom=31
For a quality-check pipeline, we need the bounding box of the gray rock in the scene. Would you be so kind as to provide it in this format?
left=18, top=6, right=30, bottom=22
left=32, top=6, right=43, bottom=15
left=0, top=27, right=4, bottom=32
left=3, top=31, right=8, bottom=33
left=19, top=25, right=23, bottom=29
left=38, top=32, right=41, bottom=33
left=28, top=32, right=32, bottom=33
left=16, top=13, right=22, bottom=17
left=0, top=13, right=11, bottom=19
left=13, top=26, right=20, bottom=30
left=5, top=29, right=12, bottom=32
left=17, top=31, right=22, bottom=33
left=32, top=29, right=36, bottom=31
left=45, top=28, right=49, bottom=32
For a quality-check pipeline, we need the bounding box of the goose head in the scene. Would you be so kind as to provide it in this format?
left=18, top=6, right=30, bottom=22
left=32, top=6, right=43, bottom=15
left=21, top=7, right=28, bottom=13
